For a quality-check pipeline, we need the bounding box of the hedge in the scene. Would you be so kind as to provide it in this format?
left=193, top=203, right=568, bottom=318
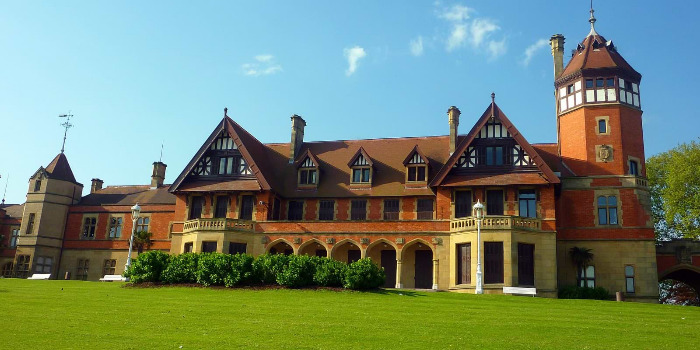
left=558, top=285, right=611, bottom=300
left=124, top=251, right=385, bottom=291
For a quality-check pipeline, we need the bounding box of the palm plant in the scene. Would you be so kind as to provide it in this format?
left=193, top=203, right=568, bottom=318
left=569, top=246, right=594, bottom=287
left=134, top=231, right=153, bottom=254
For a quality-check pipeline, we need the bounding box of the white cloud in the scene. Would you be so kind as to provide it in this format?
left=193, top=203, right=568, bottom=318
left=446, top=24, right=468, bottom=52
left=410, top=36, right=424, bottom=56
left=439, top=4, right=473, bottom=22
left=521, top=38, right=550, bottom=66
left=469, top=18, right=499, bottom=47
left=487, top=38, right=507, bottom=59
left=344, top=46, right=367, bottom=76
left=242, top=54, right=282, bottom=77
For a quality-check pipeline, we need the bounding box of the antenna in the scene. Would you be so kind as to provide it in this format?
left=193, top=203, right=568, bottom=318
left=159, top=141, right=164, bottom=163
left=1, top=173, right=8, bottom=207
left=58, top=112, right=74, bottom=153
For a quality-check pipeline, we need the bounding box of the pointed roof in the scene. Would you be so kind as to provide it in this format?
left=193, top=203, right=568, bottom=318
left=347, top=147, right=374, bottom=167
left=294, top=149, right=320, bottom=168
left=169, top=116, right=275, bottom=192
left=42, top=153, right=78, bottom=183
left=430, top=98, right=560, bottom=186
left=402, top=145, right=429, bottom=166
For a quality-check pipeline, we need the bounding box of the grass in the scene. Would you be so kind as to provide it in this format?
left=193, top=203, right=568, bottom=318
left=0, top=279, right=698, bottom=349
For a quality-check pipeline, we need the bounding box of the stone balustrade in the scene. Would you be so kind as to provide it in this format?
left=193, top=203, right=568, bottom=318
left=450, top=215, right=541, bottom=232
left=182, top=218, right=254, bottom=233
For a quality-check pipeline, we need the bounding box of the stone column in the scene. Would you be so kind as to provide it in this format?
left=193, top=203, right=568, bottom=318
left=432, top=258, right=439, bottom=290
left=395, top=259, right=403, bottom=289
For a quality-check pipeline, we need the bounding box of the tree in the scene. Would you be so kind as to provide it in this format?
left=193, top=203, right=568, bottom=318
left=569, top=247, right=594, bottom=287
left=134, top=230, right=153, bottom=254
left=647, top=139, right=700, bottom=240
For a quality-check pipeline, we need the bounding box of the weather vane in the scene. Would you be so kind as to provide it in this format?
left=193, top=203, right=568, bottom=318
left=58, top=112, right=74, bottom=153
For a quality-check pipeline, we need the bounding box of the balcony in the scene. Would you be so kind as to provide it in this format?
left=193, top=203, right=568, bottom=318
left=182, top=218, right=254, bottom=233
left=450, top=216, right=541, bottom=233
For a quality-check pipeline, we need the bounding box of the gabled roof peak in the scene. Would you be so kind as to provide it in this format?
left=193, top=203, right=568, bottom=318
left=44, top=152, right=78, bottom=183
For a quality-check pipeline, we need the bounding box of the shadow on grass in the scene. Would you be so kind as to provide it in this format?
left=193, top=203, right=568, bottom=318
left=368, top=289, right=425, bottom=297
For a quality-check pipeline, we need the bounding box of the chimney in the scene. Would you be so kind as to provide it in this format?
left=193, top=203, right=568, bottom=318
left=448, top=106, right=461, bottom=156
left=550, top=34, right=565, bottom=79
left=289, top=114, right=306, bottom=163
left=90, top=178, right=103, bottom=194
left=151, top=162, right=167, bottom=189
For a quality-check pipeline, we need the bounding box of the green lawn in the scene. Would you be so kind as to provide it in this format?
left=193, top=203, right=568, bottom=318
left=1, top=279, right=698, bottom=349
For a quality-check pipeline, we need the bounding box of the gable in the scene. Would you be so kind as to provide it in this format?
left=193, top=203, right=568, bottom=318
left=402, top=145, right=428, bottom=166
left=347, top=147, right=373, bottom=167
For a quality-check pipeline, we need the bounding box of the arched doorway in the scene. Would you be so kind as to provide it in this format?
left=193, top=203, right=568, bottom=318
left=298, top=239, right=329, bottom=257
left=659, top=265, right=700, bottom=305
left=400, top=239, right=434, bottom=289
left=267, top=240, right=294, bottom=255
left=366, top=239, right=398, bottom=288
left=331, top=239, right=362, bottom=263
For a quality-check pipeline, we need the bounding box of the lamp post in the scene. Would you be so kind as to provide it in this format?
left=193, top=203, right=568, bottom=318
left=125, top=203, right=141, bottom=273
left=473, top=199, right=484, bottom=295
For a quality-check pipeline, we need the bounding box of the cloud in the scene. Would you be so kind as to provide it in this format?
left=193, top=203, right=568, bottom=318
left=410, top=36, right=424, bottom=56
left=487, top=38, right=507, bottom=59
left=446, top=24, right=468, bottom=52
left=521, top=38, right=550, bottom=66
left=344, top=46, right=367, bottom=76
left=242, top=54, right=282, bottom=76
left=435, top=3, right=507, bottom=59
left=470, top=18, right=500, bottom=47
left=439, top=4, right=473, bottom=22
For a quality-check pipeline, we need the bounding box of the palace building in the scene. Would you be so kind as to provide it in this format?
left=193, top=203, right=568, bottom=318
left=0, top=9, right=658, bottom=301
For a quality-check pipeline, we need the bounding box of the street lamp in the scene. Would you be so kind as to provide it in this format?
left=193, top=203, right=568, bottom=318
left=473, top=199, right=484, bottom=295
left=125, top=203, right=141, bottom=273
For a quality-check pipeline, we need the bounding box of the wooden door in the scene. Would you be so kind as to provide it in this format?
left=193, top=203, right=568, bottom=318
left=414, top=250, right=433, bottom=289
left=381, top=250, right=397, bottom=288
left=457, top=243, right=471, bottom=285
left=518, top=243, right=535, bottom=286
left=484, top=242, right=504, bottom=284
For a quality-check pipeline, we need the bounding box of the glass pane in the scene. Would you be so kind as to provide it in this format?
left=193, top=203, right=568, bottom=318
left=606, top=78, right=614, bottom=87
left=598, top=209, right=607, bottom=225
left=352, top=169, right=361, bottom=182
left=219, top=158, right=226, bottom=174
left=585, top=79, right=594, bottom=88
left=586, top=266, right=595, bottom=278
left=625, top=265, right=634, bottom=276
left=408, top=167, right=416, bottom=181
left=626, top=278, right=635, bottom=293
left=586, top=280, right=595, bottom=288
left=417, top=166, right=426, bottom=181
left=227, top=157, right=234, bottom=174
left=598, top=120, right=606, bottom=133
left=362, top=169, right=370, bottom=182
left=607, top=196, right=617, bottom=206
left=609, top=208, right=618, bottom=225
left=527, top=201, right=536, bottom=218
left=596, top=78, right=604, bottom=87
left=309, top=170, right=317, bottom=184
left=597, top=196, right=607, bottom=206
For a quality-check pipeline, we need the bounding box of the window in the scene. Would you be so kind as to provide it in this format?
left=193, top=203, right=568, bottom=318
left=597, top=196, right=618, bottom=225
left=383, top=199, right=399, bottom=220
left=484, top=242, right=504, bottom=284
left=189, top=196, right=204, bottom=219
left=239, top=195, right=254, bottom=220
left=407, top=166, right=427, bottom=182
left=271, top=198, right=281, bottom=220
left=136, top=217, right=150, bottom=232
left=486, top=190, right=504, bottom=215
left=82, top=216, right=97, bottom=239
left=26, top=213, right=36, bottom=234
left=456, top=243, right=471, bottom=285
left=578, top=265, right=595, bottom=288
left=229, top=243, right=247, bottom=255
left=518, top=243, right=535, bottom=286
left=214, top=196, right=228, bottom=218
left=598, top=119, right=607, bottom=134
left=350, top=200, right=367, bottom=220
left=352, top=168, right=371, bottom=183
left=103, top=259, right=116, bottom=275
left=559, top=79, right=583, bottom=111
left=584, top=76, right=616, bottom=103
left=518, top=190, right=537, bottom=218
left=405, top=152, right=427, bottom=182
left=619, top=78, right=640, bottom=107
left=629, top=160, right=639, bottom=176
left=1, top=262, right=13, bottom=278
left=76, top=259, right=89, bottom=280
left=16, top=255, right=31, bottom=278
left=192, top=156, right=212, bottom=175
left=34, top=256, right=53, bottom=274
left=319, top=200, right=335, bottom=220
left=201, top=241, right=217, bottom=253
left=184, top=242, right=193, bottom=253
left=287, top=201, right=304, bottom=220
left=34, top=179, right=41, bottom=192
left=416, top=199, right=433, bottom=220
left=108, top=217, right=123, bottom=238
left=10, top=228, right=19, bottom=248
left=298, top=157, right=318, bottom=186
left=485, top=147, right=504, bottom=166
left=454, top=191, right=472, bottom=218
left=625, top=265, right=635, bottom=293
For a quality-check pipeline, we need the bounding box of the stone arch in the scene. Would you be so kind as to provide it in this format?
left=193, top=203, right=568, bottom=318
left=298, top=238, right=330, bottom=257
left=659, top=264, right=700, bottom=294
left=399, top=238, right=436, bottom=290
left=366, top=238, right=399, bottom=288
left=330, top=239, right=363, bottom=263
left=266, top=238, right=295, bottom=255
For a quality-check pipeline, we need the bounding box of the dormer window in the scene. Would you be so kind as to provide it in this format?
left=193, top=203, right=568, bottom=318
left=404, top=148, right=428, bottom=183
left=559, top=79, right=583, bottom=112
left=348, top=148, right=373, bottom=185
left=298, top=156, right=318, bottom=186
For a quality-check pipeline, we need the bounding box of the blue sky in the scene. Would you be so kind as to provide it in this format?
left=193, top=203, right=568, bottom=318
left=1, top=1, right=698, bottom=204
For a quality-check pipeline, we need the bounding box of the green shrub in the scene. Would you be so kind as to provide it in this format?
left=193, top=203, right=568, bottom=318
left=230, top=253, right=255, bottom=286
left=162, top=253, right=199, bottom=284
left=343, top=258, right=385, bottom=290
left=314, top=258, right=346, bottom=287
left=196, top=253, right=237, bottom=287
left=277, top=255, right=317, bottom=288
left=124, top=250, right=170, bottom=283
left=253, top=254, right=290, bottom=285
left=558, top=285, right=610, bottom=300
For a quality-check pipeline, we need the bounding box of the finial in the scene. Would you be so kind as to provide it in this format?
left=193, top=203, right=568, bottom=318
left=224, top=107, right=228, bottom=118
left=588, top=0, right=598, bottom=36
left=491, top=92, right=496, bottom=103
left=58, top=112, right=74, bottom=154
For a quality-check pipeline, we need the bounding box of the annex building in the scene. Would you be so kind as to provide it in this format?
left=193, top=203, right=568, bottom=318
left=0, top=10, right=658, bottom=301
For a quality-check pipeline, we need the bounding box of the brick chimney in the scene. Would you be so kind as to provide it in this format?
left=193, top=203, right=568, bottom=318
left=151, top=162, right=167, bottom=189
left=90, top=178, right=103, bottom=194
left=448, top=106, right=460, bottom=156
left=289, top=114, right=306, bottom=163
left=550, top=34, right=565, bottom=79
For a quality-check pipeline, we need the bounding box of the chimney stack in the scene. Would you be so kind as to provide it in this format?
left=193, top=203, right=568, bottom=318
left=448, top=106, right=461, bottom=156
left=289, top=114, right=306, bottom=163
left=151, top=162, right=167, bottom=189
left=550, top=34, right=565, bottom=79
left=90, top=178, right=103, bottom=194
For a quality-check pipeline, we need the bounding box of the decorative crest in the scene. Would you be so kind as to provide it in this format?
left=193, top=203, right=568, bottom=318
left=58, top=112, right=74, bottom=153
left=588, top=0, right=598, bottom=36
left=491, top=92, right=496, bottom=103
left=224, top=107, right=228, bottom=118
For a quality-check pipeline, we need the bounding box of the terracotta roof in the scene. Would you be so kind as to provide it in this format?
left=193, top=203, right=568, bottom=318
left=531, top=143, right=576, bottom=177
left=441, top=173, right=549, bottom=187
left=1, top=204, right=24, bottom=219
left=45, top=153, right=78, bottom=183
left=558, top=33, right=640, bottom=82
left=80, top=185, right=176, bottom=206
